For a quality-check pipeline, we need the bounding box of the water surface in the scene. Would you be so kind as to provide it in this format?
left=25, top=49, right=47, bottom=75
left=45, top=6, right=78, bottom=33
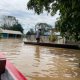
left=0, top=39, right=80, bottom=80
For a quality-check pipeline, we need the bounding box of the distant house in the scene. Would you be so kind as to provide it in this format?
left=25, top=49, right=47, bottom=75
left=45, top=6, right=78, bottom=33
left=0, top=28, right=22, bottom=38
left=44, top=28, right=65, bottom=43
left=44, top=28, right=61, bottom=36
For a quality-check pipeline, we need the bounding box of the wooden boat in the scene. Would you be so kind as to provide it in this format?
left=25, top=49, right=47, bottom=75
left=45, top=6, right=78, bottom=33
left=0, top=52, right=27, bottom=80
left=24, top=41, right=80, bottom=50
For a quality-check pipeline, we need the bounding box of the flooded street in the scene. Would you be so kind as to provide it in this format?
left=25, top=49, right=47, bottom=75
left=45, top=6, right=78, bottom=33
left=0, top=39, right=80, bottom=80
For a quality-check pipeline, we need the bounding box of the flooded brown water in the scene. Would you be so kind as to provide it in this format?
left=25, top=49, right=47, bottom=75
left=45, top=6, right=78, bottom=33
left=0, top=39, right=80, bottom=80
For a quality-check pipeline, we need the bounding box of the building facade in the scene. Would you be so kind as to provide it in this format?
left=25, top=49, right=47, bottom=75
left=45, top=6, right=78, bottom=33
left=0, top=28, right=22, bottom=38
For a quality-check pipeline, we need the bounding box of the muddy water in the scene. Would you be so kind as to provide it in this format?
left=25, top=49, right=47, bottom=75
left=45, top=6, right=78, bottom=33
left=0, top=39, right=80, bottom=80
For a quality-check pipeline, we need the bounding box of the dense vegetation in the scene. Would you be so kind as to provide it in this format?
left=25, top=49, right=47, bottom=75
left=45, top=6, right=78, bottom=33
left=26, top=28, right=35, bottom=35
left=26, top=23, right=52, bottom=36
left=27, top=0, right=80, bottom=41
left=35, top=23, right=52, bottom=35
left=1, top=16, right=23, bottom=33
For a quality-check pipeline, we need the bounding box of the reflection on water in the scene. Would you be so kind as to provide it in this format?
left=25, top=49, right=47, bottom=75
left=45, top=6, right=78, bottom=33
left=0, top=39, right=80, bottom=80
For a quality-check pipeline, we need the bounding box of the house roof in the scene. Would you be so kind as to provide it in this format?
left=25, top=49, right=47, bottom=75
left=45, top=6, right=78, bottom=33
left=0, top=28, right=22, bottom=35
left=44, top=32, right=60, bottom=36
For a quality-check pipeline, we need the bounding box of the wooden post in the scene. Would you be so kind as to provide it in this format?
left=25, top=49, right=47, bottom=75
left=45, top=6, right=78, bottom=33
left=0, top=58, right=6, bottom=79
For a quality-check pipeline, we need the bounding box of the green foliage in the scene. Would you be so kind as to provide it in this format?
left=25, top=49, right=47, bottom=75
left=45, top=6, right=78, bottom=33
left=35, top=23, right=52, bottom=35
left=49, top=34, right=58, bottom=42
left=30, top=28, right=35, bottom=35
left=27, top=0, right=80, bottom=41
left=27, top=0, right=53, bottom=14
left=1, top=15, right=23, bottom=33
left=26, top=31, right=31, bottom=35
left=11, top=24, right=23, bottom=33
left=26, top=28, right=35, bottom=35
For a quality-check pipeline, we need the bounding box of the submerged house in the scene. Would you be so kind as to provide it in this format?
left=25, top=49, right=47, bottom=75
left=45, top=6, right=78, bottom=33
left=0, top=28, right=22, bottom=38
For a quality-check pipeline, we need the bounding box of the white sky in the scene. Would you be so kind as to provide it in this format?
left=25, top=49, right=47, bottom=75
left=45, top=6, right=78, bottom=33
left=0, top=0, right=59, bottom=33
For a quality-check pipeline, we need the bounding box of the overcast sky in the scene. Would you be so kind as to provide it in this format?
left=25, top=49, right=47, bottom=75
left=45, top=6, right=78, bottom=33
left=0, top=0, right=59, bottom=33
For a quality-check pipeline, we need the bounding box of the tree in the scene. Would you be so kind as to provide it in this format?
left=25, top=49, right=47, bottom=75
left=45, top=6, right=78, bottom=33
left=27, top=0, right=80, bottom=41
left=1, top=15, right=23, bottom=33
left=1, top=16, right=18, bottom=29
left=35, top=23, right=52, bottom=35
left=49, top=34, right=58, bottom=42
left=26, top=28, right=35, bottom=35
left=26, top=31, right=31, bottom=35
left=11, top=24, right=23, bottom=33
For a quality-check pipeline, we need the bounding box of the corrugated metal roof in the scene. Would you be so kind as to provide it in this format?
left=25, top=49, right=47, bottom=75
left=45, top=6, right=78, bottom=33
left=0, top=28, right=22, bottom=35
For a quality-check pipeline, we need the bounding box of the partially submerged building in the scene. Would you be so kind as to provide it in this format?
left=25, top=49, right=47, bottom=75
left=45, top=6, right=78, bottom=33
left=43, top=28, right=65, bottom=43
left=0, top=28, right=22, bottom=38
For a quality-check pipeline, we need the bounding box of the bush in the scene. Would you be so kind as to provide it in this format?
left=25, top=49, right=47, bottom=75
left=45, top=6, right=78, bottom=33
left=49, top=35, right=58, bottom=42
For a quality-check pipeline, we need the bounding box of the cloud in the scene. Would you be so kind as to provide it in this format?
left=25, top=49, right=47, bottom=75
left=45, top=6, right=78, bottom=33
left=0, top=0, right=59, bottom=33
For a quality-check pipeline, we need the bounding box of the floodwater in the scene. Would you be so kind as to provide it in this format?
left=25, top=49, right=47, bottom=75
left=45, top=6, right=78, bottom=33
left=0, top=39, right=80, bottom=80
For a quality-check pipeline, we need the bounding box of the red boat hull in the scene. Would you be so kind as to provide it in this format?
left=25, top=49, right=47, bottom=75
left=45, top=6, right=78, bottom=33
left=0, top=52, right=27, bottom=80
